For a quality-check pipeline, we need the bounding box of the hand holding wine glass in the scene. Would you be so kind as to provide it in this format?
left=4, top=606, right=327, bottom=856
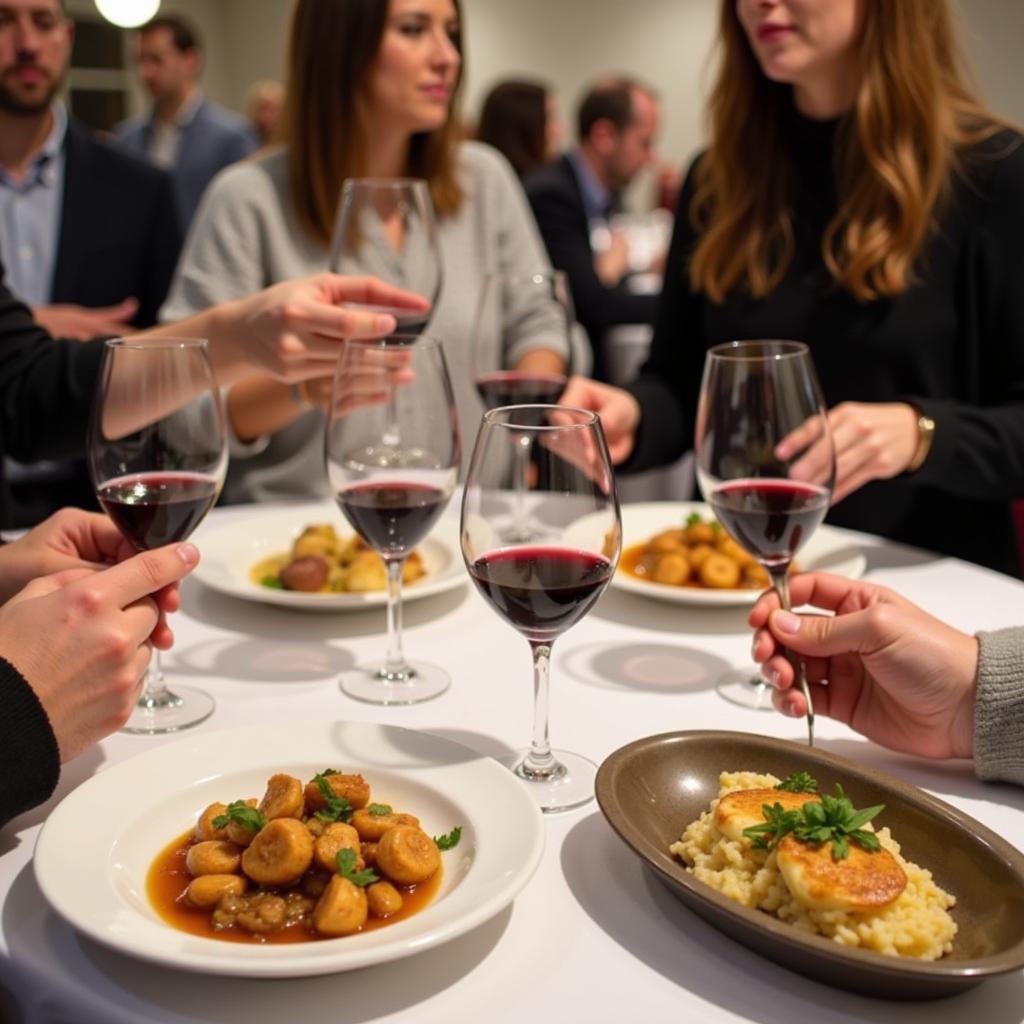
left=88, top=337, right=227, bottom=734
left=325, top=334, right=460, bottom=705
left=695, top=340, right=835, bottom=746
left=461, top=406, right=621, bottom=812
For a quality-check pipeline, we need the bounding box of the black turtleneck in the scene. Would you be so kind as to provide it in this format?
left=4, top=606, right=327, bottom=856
left=626, top=110, right=1024, bottom=577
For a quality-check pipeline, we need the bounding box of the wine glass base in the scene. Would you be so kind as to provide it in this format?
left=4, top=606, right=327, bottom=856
left=121, top=685, right=215, bottom=735
left=716, top=667, right=775, bottom=711
left=339, top=662, right=450, bottom=705
left=501, top=749, right=596, bottom=813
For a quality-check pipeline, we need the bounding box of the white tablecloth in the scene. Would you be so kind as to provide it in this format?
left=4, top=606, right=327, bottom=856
left=2, top=503, right=1024, bottom=1023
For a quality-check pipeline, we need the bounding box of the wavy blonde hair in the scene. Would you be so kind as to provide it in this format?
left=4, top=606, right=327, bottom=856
left=690, top=0, right=1007, bottom=303
left=281, top=0, right=465, bottom=248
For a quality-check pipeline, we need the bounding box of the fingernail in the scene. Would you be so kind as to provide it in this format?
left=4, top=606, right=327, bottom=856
left=783, top=697, right=800, bottom=717
left=176, top=543, right=199, bottom=566
left=763, top=666, right=780, bottom=689
left=376, top=315, right=396, bottom=334
left=774, top=611, right=800, bottom=634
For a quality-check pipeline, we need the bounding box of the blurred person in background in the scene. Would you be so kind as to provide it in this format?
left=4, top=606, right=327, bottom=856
left=245, top=78, right=284, bottom=146
left=476, top=78, right=561, bottom=180
left=0, top=0, right=182, bottom=525
left=115, top=13, right=255, bottom=226
left=561, top=0, right=1024, bottom=577
left=160, top=0, right=569, bottom=502
left=525, top=75, right=661, bottom=381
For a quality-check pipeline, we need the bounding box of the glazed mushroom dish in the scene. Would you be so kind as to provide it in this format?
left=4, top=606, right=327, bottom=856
left=671, top=771, right=956, bottom=960
left=620, top=512, right=788, bottom=591
left=250, top=523, right=426, bottom=594
left=148, top=770, right=462, bottom=943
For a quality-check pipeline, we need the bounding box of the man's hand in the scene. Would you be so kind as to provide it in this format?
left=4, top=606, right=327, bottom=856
left=32, top=298, right=139, bottom=341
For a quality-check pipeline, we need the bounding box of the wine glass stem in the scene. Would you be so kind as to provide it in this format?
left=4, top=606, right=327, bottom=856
left=522, top=640, right=557, bottom=777
left=383, top=557, right=409, bottom=677
left=768, top=567, right=814, bottom=747
left=383, top=387, right=401, bottom=448
left=136, top=650, right=181, bottom=712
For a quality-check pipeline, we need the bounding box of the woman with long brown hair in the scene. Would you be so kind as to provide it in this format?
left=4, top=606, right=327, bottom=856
left=161, top=0, right=567, bottom=501
left=563, top=0, right=1024, bottom=575
left=476, top=79, right=561, bottom=180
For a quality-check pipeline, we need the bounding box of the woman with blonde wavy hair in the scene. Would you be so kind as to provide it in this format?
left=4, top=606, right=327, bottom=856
left=562, top=0, right=1024, bottom=575
left=161, top=0, right=567, bottom=500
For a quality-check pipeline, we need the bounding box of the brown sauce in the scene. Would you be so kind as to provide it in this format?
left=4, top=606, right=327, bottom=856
left=147, top=830, right=442, bottom=944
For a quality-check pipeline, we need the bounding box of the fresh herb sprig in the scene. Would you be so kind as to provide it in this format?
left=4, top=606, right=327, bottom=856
left=434, top=826, right=462, bottom=850
left=776, top=771, right=818, bottom=794
left=212, top=800, right=266, bottom=833
left=336, top=848, right=378, bottom=887
left=260, top=575, right=283, bottom=590
left=313, top=770, right=353, bottom=823
left=367, top=803, right=393, bottom=816
left=743, top=784, right=884, bottom=861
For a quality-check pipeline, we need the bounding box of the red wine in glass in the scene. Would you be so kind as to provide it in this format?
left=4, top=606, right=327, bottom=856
left=336, top=481, right=448, bottom=558
left=97, top=471, right=221, bottom=552
left=709, top=479, right=829, bottom=567
left=468, top=546, right=612, bottom=641
left=475, top=371, right=568, bottom=412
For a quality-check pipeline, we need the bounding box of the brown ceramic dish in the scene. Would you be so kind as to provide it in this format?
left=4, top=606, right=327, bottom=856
left=595, top=730, right=1024, bottom=1000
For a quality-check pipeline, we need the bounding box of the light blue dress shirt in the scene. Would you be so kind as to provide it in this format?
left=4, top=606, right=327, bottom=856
left=0, top=102, right=67, bottom=306
left=567, top=147, right=613, bottom=225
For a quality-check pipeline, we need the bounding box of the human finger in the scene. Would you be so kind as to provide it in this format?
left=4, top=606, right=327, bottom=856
left=82, top=543, right=199, bottom=610
left=773, top=680, right=832, bottom=720
left=317, top=274, right=432, bottom=315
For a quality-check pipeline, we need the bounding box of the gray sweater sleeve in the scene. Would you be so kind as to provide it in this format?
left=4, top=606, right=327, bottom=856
left=974, top=627, right=1024, bottom=786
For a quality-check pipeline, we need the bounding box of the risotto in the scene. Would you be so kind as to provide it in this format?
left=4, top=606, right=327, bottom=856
left=670, top=771, right=957, bottom=960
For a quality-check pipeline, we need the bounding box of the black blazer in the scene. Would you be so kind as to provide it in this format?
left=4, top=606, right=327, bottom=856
left=52, top=121, right=183, bottom=328
left=525, top=153, right=656, bottom=380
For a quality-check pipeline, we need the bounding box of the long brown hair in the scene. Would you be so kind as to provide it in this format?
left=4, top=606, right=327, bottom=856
left=691, top=0, right=1007, bottom=303
left=281, top=0, right=466, bottom=248
left=477, top=79, right=549, bottom=179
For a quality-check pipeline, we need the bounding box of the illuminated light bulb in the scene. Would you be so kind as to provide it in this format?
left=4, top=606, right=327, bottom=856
left=94, top=0, right=161, bottom=29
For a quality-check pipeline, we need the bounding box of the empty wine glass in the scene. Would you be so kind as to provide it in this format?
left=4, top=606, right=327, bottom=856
left=471, top=269, right=575, bottom=541
left=462, top=406, right=621, bottom=811
left=325, top=334, right=460, bottom=705
left=694, top=340, right=835, bottom=745
left=330, top=179, right=442, bottom=446
left=88, top=337, right=227, bottom=734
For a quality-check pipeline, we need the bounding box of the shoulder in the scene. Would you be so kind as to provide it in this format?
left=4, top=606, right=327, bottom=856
left=112, top=115, right=146, bottom=140
left=457, top=139, right=519, bottom=184
left=524, top=155, right=574, bottom=199
left=958, top=129, right=1024, bottom=206
left=195, top=100, right=253, bottom=141
left=67, top=121, right=168, bottom=186
left=201, top=148, right=287, bottom=208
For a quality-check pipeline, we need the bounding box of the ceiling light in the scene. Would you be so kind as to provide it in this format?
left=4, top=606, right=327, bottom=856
left=94, top=0, right=161, bottom=29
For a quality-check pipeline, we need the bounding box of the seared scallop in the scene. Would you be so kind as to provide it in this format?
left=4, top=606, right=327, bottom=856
left=714, top=788, right=819, bottom=845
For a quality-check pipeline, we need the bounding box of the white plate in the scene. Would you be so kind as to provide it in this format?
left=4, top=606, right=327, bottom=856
left=613, top=501, right=866, bottom=607
left=190, top=503, right=466, bottom=611
left=33, top=721, right=544, bottom=978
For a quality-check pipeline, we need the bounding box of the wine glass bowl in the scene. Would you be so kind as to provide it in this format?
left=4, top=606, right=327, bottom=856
left=461, top=405, right=621, bottom=812
left=694, top=340, right=835, bottom=741
left=325, top=334, right=460, bottom=705
left=88, top=337, right=227, bottom=734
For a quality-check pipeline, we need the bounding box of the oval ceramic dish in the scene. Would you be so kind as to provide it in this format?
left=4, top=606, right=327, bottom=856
left=595, top=730, right=1024, bottom=1000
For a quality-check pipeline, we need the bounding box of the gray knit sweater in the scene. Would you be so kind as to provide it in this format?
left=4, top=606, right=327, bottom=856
left=161, top=142, right=568, bottom=502
left=975, top=628, right=1024, bottom=785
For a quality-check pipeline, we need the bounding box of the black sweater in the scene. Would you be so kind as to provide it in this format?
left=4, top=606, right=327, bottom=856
left=626, top=114, right=1024, bottom=577
left=0, top=277, right=103, bottom=828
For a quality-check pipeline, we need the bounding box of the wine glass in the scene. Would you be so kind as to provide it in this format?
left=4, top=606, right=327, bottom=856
left=88, top=337, right=227, bottom=734
left=471, top=269, right=575, bottom=541
left=325, top=334, right=460, bottom=705
left=330, top=179, right=442, bottom=445
left=461, top=406, right=621, bottom=812
left=694, top=340, right=835, bottom=746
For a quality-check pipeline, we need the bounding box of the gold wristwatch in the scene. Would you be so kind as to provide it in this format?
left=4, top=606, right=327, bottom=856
left=906, top=407, right=936, bottom=473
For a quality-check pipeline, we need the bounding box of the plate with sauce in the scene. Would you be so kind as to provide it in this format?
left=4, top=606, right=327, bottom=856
left=33, top=722, right=544, bottom=977
left=612, top=502, right=866, bottom=607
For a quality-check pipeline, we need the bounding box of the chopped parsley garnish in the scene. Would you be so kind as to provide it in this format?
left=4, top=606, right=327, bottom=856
left=336, top=847, right=378, bottom=887
left=212, top=800, right=266, bottom=833
left=434, top=826, right=462, bottom=851
left=776, top=771, right=818, bottom=794
left=367, top=803, right=393, bottom=816
left=685, top=511, right=702, bottom=527
left=260, top=575, right=283, bottom=589
left=313, top=770, right=353, bottom=822
left=743, top=784, right=884, bottom=861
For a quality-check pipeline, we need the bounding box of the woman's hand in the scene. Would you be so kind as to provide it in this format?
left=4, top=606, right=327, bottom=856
left=780, top=402, right=920, bottom=502
left=557, top=375, right=641, bottom=464
left=749, top=573, right=978, bottom=760
left=0, top=542, right=199, bottom=761
left=184, top=274, right=431, bottom=385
